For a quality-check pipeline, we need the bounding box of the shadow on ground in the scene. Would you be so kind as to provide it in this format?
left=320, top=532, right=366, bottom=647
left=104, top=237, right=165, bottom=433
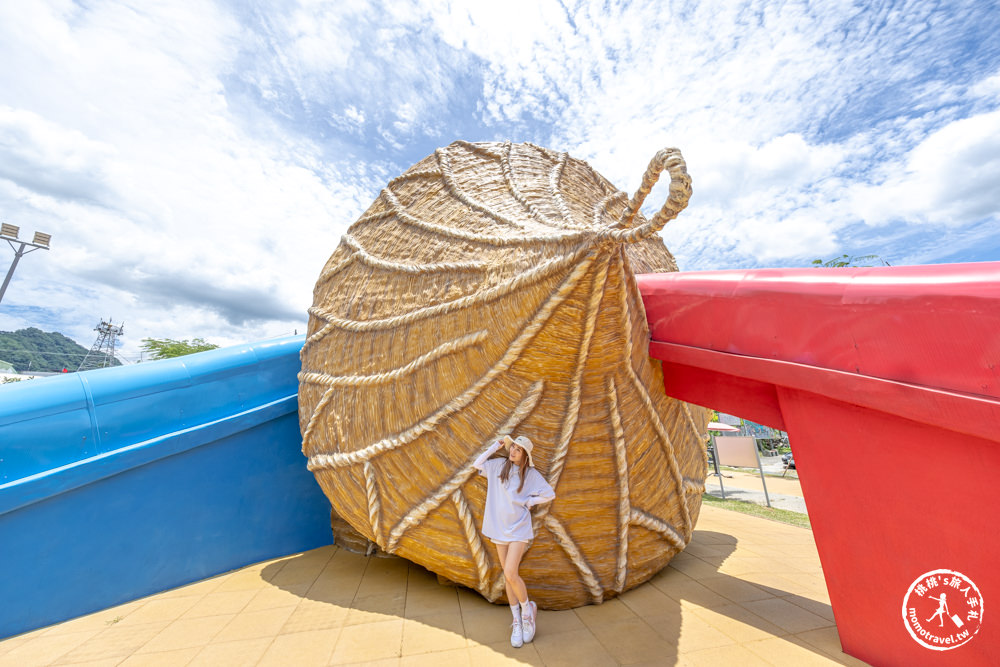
left=258, top=526, right=857, bottom=665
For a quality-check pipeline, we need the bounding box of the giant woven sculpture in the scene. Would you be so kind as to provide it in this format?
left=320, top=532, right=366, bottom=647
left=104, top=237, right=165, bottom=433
left=299, top=141, right=709, bottom=609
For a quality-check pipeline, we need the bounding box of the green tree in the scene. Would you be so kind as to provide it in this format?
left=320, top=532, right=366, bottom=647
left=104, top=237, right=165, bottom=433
left=811, top=254, right=891, bottom=268
left=0, top=328, right=100, bottom=372
left=140, top=337, right=219, bottom=360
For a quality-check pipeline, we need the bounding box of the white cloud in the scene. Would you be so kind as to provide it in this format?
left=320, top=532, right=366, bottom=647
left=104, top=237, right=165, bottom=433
left=970, top=71, right=1000, bottom=100
left=411, top=0, right=1000, bottom=269
left=849, top=109, right=1000, bottom=227
left=0, top=1, right=373, bottom=358
left=1, top=0, right=998, bottom=362
left=0, top=108, right=116, bottom=204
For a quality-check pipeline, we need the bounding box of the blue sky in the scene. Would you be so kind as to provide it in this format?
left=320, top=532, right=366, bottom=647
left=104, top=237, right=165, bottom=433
left=1, top=0, right=999, bottom=360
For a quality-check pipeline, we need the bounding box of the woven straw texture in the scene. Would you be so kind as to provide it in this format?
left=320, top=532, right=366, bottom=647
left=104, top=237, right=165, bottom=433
left=299, top=140, right=709, bottom=609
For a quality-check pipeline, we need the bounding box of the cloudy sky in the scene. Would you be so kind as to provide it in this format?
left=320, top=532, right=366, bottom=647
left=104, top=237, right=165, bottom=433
left=2, top=0, right=999, bottom=363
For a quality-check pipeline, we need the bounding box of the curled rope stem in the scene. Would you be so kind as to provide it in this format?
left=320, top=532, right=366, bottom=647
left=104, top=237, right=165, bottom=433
left=601, top=148, right=691, bottom=244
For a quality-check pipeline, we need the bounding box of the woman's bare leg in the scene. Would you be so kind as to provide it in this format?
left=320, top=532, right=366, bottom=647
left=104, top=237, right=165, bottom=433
left=496, top=541, right=529, bottom=605
left=494, top=543, right=515, bottom=607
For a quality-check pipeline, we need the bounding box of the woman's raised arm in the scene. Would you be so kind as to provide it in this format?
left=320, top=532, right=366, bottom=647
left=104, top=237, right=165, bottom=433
left=472, top=439, right=503, bottom=472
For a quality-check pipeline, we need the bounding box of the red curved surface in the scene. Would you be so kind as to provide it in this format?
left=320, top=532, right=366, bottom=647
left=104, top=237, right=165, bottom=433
left=638, top=262, right=1000, bottom=666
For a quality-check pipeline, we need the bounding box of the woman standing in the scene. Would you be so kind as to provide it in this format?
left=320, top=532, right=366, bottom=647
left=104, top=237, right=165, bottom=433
left=473, top=434, right=556, bottom=647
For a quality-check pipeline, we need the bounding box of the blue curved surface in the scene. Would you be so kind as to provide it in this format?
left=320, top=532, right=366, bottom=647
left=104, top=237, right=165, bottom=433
left=0, top=336, right=331, bottom=639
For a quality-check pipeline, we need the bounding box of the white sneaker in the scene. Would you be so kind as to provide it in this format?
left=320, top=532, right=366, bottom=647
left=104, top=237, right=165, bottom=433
left=521, top=600, right=537, bottom=642
left=510, top=619, right=524, bottom=648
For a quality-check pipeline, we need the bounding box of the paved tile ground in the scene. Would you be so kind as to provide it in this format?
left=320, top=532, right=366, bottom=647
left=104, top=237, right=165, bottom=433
left=0, top=505, right=869, bottom=666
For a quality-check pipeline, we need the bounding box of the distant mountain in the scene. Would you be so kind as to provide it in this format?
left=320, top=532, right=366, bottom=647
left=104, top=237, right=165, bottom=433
left=0, top=327, right=121, bottom=373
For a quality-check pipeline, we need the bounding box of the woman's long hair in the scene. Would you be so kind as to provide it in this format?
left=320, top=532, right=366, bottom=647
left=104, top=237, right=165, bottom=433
left=499, top=454, right=529, bottom=493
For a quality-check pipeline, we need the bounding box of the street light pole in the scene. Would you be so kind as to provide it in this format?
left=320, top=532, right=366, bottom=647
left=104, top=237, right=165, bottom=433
left=1, top=223, right=51, bottom=304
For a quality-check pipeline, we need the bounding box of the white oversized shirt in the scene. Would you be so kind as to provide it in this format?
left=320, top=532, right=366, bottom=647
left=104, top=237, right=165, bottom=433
left=473, top=443, right=556, bottom=543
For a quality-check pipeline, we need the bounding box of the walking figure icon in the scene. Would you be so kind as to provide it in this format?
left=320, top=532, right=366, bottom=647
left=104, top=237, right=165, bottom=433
left=926, top=593, right=950, bottom=627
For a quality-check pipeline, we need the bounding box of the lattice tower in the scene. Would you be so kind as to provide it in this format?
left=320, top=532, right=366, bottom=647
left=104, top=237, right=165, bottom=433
left=77, top=319, right=123, bottom=371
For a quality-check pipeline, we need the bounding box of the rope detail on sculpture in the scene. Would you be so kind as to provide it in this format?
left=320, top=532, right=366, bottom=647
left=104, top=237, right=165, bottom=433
left=300, top=141, right=707, bottom=609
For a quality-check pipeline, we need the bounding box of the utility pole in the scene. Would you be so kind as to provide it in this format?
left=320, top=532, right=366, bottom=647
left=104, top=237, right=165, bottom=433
left=1, top=223, right=51, bottom=304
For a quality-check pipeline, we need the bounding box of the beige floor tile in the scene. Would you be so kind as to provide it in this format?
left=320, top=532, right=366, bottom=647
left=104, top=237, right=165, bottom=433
left=783, top=555, right=826, bottom=571
left=136, top=615, right=232, bottom=653
left=256, top=628, right=339, bottom=666
left=5, top=625, right=53, bottom=640
left=743, top=636, right=848, bottom=666
left=212, top=606, right=295, bottom=643
left=681, top=643, right=771, bottom=666
left=0, top=629, right=100, bottom=666
left=794, top=626, right=870, bottom=665
left=52, top=658, right=123, bottom=667
left=454, top=586, right=496, bottom=613
left=55, top=621, right=168, bottom=664
left=268, top=566, right=324, bottom=591
left=280, top=545, right=336, bottom=568
left=268, top=553, right=333, bottom=589
left=467, top=638, right=545, bottom=665
left=188, top=637, right=274, bottom=667
left=280, top=600, right=351, bottom=634
left=683, top=542, right=734, bottom=560
left=118, top=596, right=203, bottom=626
left=715, top=556, right=782, bottom=576
left=531, top=628, right=616, bottom=667
left=652, top=578, right=732, bottom=610
left=687, top=553, right=727, bottom=569
left=698, top=575, right=774, bottom=603
left=323, top=549, right=370, bottom=576
left=745, top=546, right=810, bottom=561
left=306, top=570, right=364, bottom=607
left=689, top=529, right=738, bottom=546
left=355, top=559, right=410, bottom=599
left=180, top=589, right=257, bottom=619
left=573, top=598, right=638, bottom=629
left=458, top=604, right=516, bottom=646
left=155, top=575, right=229, bottom=599
left=776, top=569, right=830, bottom=592
left=740, top=597, right=834, bottom=634
left=40, top=601, right=147, bottom=636
left=784, top=594, right=836, bottom=622
left=345, top=592, right=407, bottom=626
left=588, top=617, right=678, bottom=665
left=533, top=609, right=586, bottom=636
left=402, top=582, right=460, bottom=619
left=737, top=570, right=807, bottom=596
left=399, top=646, right=470, bottom=666
left=310, top=544, right=339, bottom=559
left=329, top=618, right=403, bottom=663
left=257, top=555, right=297, bottom=580
left=649, top=564, right=694, bottom=587
left=687, top=604, right=788, bottom=643
left=243, top=582, right=311, bottom=612
left=618, top=582, right=678, bottom=617
left=637, top=608, right=683, bottom=644
left=118, top=646, right=201, bottom=665
left=673, top=613, right=736, bottom=653
left=400, top=612, right=467, bottom=656
left=403, top=562, right=440, bottom=587
left=0, top=635, right=35, bottom=656
left=665, top=556, right=720, bottom=580
left=213, top=570, right=271, bottom=593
